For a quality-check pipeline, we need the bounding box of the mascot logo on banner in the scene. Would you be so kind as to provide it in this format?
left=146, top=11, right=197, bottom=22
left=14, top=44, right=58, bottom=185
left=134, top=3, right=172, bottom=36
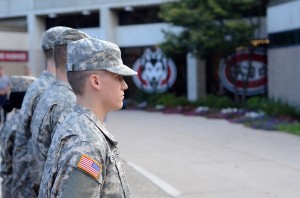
left=218, top=51, right=267, bottom=96
left=132, top=48, right=177, bottom=93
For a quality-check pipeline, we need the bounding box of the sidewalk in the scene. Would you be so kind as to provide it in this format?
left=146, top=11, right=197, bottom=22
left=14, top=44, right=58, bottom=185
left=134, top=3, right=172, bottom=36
left=107, top=110, right=300, bottom=198
left=1, top=109, right=300, bottom=197
left=124, top=162, right=172, bottom=198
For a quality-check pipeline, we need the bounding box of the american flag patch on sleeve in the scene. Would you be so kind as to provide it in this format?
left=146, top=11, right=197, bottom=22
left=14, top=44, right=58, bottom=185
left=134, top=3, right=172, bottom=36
left=77, top=154, right=102, bottom=179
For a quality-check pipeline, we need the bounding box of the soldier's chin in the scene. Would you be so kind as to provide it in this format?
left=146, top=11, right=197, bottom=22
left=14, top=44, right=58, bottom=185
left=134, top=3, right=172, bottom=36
left=114, top=102, right=124, bottom=111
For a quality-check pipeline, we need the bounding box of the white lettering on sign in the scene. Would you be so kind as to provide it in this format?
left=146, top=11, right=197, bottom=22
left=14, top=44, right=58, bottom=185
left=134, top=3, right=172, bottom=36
left=0, top=51, right=28, bottom=62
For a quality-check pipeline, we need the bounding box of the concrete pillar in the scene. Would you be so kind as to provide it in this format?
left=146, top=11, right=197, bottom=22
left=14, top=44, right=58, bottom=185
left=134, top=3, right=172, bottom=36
left=187, top=53, right=206, bottom=101
left=100, top=7, right=118, bottom=42
left=27, top=13, right=46, bottom=77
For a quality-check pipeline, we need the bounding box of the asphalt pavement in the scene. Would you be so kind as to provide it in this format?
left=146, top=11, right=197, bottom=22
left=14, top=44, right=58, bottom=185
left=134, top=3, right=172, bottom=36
left=106, top=110, right=300, bottom=198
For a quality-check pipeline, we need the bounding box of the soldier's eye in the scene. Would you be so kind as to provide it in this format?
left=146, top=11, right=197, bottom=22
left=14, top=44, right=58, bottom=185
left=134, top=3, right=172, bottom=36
left=117, top=75, right=123, bottom=81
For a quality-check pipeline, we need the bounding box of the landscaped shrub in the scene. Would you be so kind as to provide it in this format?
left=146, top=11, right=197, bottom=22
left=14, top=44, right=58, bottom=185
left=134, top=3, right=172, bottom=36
left=195, top=95, right=237, bottom=109
left=246, top=97, right=267, bottom=110
left=232, top=96, right=298, bottom=118
left=156, top=93, right=189, bottom=108
left=214, top=96, right=237, bottom=109
left=246, top=97, right=300, bottom=120
left=145, top=93, right=190, bottom=108
left=132, top=90, right=150, bottom=103
left=262, top=100, right=294, bottom=118
left=147, top=93, right=164, bottom=106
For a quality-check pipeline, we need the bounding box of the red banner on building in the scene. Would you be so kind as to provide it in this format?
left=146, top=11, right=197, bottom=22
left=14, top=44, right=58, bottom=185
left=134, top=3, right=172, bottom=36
left=0, top=51, right=28, bottom=62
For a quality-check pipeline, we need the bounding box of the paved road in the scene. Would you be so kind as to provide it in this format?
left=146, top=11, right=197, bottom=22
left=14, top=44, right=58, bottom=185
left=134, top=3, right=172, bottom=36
left=106, top=110, right=300, bottom=198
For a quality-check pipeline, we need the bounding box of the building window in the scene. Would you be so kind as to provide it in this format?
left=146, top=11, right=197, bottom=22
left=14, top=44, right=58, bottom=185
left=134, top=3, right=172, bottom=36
left=269, top=28, right=300, bottom=48
left=0, top=17, right=27, bottom=32
left=118, top=6, right=163, bottom=26
left=45, top=11, right=100, bottom=29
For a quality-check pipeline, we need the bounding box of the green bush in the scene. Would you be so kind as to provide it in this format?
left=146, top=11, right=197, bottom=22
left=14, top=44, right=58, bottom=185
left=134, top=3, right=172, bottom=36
left=155, top=93, right=189, bottom=108
left=132, top=90, right=150, bottom=103
left=246, top=97, right=300, bottom=119
left=195, top=95, right=237, bottom=109
left=263, top=101, right=295, bottom=118
left=214, top=96, right=237, bottom=109
left=143, top=93, right=300, bottom=121
left=246, top=97, right=267, bottom=110
left=147, top=93, right=164, bottom=106
left=145, top=93, right=190, bottom=108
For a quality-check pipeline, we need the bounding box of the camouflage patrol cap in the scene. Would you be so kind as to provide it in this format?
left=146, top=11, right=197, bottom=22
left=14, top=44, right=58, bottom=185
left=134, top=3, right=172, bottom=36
left=54, top=29, right=90, bottom=46
left=11, top=75, right=37, bottom=92
left=66, top=37, right=137, bottom=76
left=42, top=26, right=73, bottom=50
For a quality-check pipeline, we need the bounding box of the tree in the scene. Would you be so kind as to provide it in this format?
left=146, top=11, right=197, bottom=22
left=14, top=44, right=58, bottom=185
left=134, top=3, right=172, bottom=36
left=159, top=0, right=265, bottom=103
left=159, top=0, right=262, bottom=58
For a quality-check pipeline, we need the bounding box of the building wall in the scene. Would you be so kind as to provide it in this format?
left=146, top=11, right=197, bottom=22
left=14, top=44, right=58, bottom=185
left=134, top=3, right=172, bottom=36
left=267, top=0, right=300, bottom=109
left=267, top=0, right=300, bottom=33
left=0, top=0, right=177, bottom=74
left=268, top=46, right=300, bottom=108
left=0, top=31, right=28, bottom=75
left=1, top=0, right=265, bottom=100
left=0, top=0, right=168, bottom=17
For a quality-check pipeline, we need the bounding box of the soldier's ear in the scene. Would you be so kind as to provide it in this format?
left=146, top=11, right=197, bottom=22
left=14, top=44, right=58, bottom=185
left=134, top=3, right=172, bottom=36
left=89, top=74, right=101, bottom=90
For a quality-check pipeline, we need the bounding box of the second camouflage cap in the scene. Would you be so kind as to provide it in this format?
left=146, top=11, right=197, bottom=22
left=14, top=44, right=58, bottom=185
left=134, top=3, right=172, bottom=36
left=66, top=37, right=137, bottom=76
left=54, top=29, right=90, bottom=46
left=42, top=26, right=73, bottom=50
left=11, top=75, right=37, bottom=92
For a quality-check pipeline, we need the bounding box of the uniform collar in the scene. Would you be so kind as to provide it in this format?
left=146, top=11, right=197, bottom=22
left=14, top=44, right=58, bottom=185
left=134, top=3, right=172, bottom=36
left=42, top=70, right=55, bottom=78
left=52, top=79, right=73, bottom=90
left=74, top=105, right=118, bottom=145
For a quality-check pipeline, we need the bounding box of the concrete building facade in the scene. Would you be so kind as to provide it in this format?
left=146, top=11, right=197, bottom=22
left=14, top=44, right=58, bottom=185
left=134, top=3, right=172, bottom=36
left=267, top=0, right=300, bottom=109
left=0, top=0, right=272, bottom=100
left=0, top=0, right=206, bottom=100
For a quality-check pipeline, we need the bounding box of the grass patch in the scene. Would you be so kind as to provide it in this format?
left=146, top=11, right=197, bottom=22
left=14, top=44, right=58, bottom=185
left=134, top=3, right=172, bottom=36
left=277, top=123, right=300, bottom=136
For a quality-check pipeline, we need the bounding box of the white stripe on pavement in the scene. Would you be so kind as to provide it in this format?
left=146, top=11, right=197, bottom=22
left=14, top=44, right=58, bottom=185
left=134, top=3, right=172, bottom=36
left=127, top=161, right=181, bottom=197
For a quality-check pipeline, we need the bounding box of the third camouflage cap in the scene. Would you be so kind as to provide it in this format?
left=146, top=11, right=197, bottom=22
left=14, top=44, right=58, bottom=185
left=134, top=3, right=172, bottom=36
left=54, top=29, right=90, bottom=46
left=11, top=75, right=37, bottom=92
left=42, top=26, right=73, bottom=50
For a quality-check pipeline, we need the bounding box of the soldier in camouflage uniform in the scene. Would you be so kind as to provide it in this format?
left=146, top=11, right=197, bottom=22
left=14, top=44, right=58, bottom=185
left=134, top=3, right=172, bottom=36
left=0, top=75, right=36, bottom=198
left=12, top=26, right=72, bottom=198
left=39, top=38, right=137, bottom=197
left=27, top=29, right=89, bottom=194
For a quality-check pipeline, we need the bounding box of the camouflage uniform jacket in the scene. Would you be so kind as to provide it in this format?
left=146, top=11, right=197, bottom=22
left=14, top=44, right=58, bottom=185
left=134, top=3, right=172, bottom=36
left=28, top=79, right=76, bottom=192
left=0, top=111, right=21, bottom=198
left=39, top=105, right=131, bottom=198
left=12, top=71, right=55, bottom=198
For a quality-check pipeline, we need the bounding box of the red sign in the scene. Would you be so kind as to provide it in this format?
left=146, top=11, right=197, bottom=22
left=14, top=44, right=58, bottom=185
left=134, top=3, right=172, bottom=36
left=218, top=51, right=267, bottom=96
left=0, top=51, right=28, bottom=62
left=132, top=48, right=177, bottom=93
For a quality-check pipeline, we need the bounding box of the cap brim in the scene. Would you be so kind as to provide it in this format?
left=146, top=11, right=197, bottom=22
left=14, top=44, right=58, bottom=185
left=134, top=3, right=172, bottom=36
left=106, top=64, right=137, bottom=76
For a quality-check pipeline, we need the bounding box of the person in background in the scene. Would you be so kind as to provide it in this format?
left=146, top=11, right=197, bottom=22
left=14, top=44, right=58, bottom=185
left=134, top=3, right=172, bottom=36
left=39, top=38, right=137, bottom=197
left=28, top=28, right=89, bottom=194
left=11, top=26, right=72, bottom=198
left=0, top=75, right=36, bottom=198
left=23, top=66, right=32, bottom=76
left=0, top=66, right=10, bottom=124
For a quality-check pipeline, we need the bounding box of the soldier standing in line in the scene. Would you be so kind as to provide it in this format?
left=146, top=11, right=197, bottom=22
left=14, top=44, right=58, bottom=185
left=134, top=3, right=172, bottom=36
left=12, top=26, right=72, bottom=198
left=0, top=66, right=10, bottom=124
left=39, top=38, right=137, bottom=197
left=0, top=75, right=36, bottom=198
left=28, top=29, right=89, bottom=195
